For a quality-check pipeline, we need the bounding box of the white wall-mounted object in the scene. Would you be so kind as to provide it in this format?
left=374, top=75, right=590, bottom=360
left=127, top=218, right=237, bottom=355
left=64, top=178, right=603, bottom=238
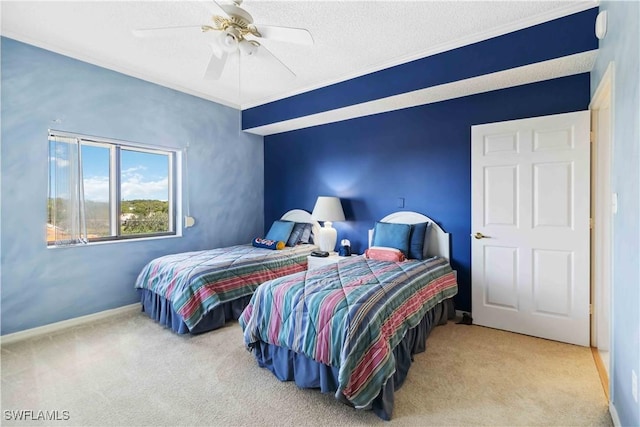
left=595, top=10, right=608, bottom=40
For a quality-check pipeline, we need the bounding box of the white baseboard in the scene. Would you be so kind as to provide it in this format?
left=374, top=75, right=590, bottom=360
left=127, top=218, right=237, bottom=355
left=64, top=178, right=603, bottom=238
left=609, top=401, right=621, bottom=427
left=0, top=303, right=140, bottom=345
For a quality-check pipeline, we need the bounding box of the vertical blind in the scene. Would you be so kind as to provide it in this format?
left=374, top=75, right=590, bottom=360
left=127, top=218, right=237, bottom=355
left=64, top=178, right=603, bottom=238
left=48, top=134, right=88, bottom=245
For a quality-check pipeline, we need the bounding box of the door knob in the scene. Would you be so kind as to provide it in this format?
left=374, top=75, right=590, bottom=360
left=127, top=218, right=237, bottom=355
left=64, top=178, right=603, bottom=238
left=473, top=232, right=489, bottom=239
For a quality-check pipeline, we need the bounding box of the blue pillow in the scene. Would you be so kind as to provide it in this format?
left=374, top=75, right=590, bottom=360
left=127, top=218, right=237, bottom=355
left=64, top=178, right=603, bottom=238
left=286, top=222, right=313, bottom=246
left=299, top=223, right=313, bottom=244
left=422, top=222, right=433, bottom=258
left=265, top=220, right=295, bottom=243
left=407, top=222, right=433, bottom=260
left=372, top=222, right=412, bottom=257
left=408, top=222, right=427, bottom=260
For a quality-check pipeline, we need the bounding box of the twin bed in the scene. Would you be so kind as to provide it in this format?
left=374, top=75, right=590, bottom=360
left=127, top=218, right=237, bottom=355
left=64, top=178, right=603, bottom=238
left=134, top=209, right=320, bottom=334
left=134, top=210, right=458, bottom=419
left=239, top=211, right=457, bottom=419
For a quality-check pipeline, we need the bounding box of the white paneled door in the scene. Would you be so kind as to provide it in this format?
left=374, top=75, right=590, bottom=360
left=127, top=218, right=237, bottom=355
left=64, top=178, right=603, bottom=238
left=471, top=111, right=590, bottom=346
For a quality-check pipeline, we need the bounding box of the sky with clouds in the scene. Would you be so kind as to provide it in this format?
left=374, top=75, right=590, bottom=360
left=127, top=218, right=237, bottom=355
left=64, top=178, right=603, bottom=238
left=50, top=142, right=169, bottom=202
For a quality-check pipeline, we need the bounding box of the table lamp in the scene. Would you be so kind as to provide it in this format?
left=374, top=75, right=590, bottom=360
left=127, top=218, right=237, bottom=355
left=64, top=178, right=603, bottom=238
left=311, top=196, right=345, bottom=253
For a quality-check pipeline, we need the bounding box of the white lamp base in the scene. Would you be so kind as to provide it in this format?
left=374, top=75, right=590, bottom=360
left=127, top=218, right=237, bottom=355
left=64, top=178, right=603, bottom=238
left=316, top=222, right=337, bottom=253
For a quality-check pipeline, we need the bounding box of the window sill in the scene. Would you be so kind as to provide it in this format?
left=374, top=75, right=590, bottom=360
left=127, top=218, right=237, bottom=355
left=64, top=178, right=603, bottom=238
left=47, top=233, right=182, bottom=249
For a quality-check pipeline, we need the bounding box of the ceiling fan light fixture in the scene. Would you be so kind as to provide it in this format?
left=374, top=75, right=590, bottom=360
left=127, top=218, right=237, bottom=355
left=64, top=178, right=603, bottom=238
left=222, top=32, right=238, bottom=50
left=238, top=39, right=259, bottom=56
left=221, top=27, right=241, bottom=52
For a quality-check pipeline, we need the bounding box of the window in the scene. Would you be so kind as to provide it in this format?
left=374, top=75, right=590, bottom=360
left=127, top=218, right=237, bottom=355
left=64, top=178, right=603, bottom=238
left=47, top=131, right=179, bottom=246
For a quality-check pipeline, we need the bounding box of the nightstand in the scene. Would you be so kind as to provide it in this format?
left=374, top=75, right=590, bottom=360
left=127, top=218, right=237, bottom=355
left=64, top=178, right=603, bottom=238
left=307, top=254, right=350, bottom=271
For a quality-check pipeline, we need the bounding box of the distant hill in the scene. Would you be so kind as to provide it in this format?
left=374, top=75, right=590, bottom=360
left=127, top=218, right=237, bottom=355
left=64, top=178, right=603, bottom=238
left=47, top=198, right=169, bottom=242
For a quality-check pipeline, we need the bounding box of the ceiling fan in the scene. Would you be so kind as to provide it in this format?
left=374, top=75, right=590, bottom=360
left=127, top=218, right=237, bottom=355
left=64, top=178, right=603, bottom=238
left=133, top=0, right=313, bottom=81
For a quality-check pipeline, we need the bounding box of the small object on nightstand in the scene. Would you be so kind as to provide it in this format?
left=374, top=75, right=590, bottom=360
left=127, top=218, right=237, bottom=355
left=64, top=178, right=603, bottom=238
left=338, top=239, right=351, bottom=256
left=311, top=250, right=329, bottom=257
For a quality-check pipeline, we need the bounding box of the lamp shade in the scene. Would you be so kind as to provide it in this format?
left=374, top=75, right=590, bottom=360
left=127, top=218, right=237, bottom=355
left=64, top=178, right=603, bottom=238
left=311, top=196, right=345, bottom=222
left=311, top=197, right=345, bottom=253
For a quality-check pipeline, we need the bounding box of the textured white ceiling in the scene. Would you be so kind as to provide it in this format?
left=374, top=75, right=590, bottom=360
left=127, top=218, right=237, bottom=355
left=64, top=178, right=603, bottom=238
left=1, top=1, right=597, bottom=110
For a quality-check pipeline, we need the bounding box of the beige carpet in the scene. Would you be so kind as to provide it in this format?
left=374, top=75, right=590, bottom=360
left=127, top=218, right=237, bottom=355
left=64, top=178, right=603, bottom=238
left=1, top=311, right=612, bottom=426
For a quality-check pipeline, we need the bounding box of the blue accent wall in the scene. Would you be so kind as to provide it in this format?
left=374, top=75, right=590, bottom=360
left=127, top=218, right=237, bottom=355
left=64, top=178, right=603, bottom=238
left=1, top=38, right=264, bottom=335
left=264, top=74, right=590, bottom=313
left=591, top=2, right=640, bottom=425
left=244, top=8, right=597, bottom=129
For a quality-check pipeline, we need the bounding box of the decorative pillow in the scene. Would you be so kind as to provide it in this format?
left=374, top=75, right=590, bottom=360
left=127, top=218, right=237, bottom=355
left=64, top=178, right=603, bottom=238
left=422, top=222, right=433, bottom=259
left=365, top=246, right=406, bottom=262
left=299, top=223, right=313, bottom=244
left=409, top=222, right=431, bottom=259
left=286, top=222, right=313, bottom=246
left=372, top=221, right=412, bottom=257
left=252, top=238, right=285, bottom=250
left=265, top=220, right=295, bottom=243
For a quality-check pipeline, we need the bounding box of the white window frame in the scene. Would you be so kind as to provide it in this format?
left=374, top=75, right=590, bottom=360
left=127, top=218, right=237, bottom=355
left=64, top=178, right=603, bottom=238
left=48, top=130, right=183, bottom=246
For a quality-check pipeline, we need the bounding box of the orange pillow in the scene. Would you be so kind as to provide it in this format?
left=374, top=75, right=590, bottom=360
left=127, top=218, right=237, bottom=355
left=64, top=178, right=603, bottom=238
left=364, top=246, right=406, bottom=262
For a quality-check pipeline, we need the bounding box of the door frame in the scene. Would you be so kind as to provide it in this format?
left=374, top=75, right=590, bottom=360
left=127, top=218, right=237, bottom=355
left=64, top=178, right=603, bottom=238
left=589, top=61, right=615, bottom=400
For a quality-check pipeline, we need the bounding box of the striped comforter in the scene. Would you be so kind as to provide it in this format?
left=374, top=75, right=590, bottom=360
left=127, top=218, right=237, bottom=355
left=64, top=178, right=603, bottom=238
left=240, top=255, right=457, bottom=409
left=134, top=244, right=316, bottom=330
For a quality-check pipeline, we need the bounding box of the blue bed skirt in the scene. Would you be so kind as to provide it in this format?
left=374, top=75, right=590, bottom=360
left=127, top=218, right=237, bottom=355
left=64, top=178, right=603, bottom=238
left=249, top=298, right=455, bottom=420
left=139, top=289, right=252, bottom=334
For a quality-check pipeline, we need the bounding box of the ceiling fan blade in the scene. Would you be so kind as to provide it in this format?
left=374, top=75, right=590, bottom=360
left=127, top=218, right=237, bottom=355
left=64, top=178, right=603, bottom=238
left=132, top=25, right=206, bottom=38
left=203, top=48, right=229, bottom=80
left=133, top=1, right=230, bottom=38
left=255, top=25, right=313, bottom=46
left=253, top=43, right=296, bottom=78
left=210, top=0, right=231, bottom=19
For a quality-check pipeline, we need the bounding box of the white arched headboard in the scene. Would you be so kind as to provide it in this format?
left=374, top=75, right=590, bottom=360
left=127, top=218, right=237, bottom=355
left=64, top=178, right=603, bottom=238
left=368, top=211, right=451, bottom=261
left=280, top=209, right=321, bottom=240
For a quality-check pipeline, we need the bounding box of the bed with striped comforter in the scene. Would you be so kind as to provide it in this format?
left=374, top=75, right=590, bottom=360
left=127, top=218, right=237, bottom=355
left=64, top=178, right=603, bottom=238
left=134, top=244, right=316, bottom=333
left=240, top=255, right=457, bottom=416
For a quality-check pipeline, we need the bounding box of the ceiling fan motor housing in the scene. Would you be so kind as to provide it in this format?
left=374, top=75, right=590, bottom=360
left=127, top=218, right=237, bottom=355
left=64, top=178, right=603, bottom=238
left=214, top=2, right=263, bottom=53
left=220, top=4, right=254, bottom=29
